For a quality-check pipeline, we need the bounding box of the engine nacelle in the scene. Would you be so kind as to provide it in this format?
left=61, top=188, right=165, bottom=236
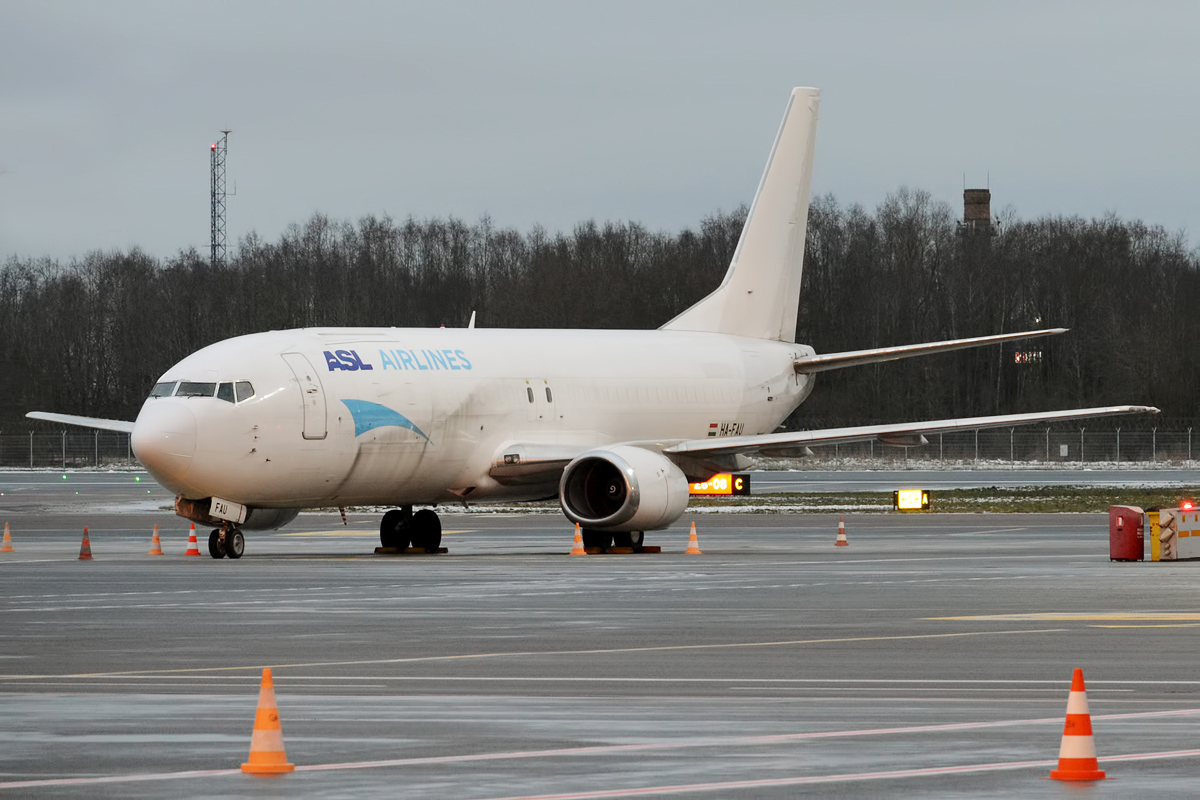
left=559, top=446, right=690, bottom=532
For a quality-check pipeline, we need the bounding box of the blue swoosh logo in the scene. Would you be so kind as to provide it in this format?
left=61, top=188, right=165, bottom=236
left=340, top=399, right=429, bottom=441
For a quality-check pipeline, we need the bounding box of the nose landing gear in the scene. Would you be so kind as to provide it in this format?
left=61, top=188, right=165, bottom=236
left=208, top=527, right=245, bottom=559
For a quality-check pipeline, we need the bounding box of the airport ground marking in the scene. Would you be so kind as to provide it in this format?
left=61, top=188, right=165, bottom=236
left=7, top=672, right=1200, bottom=689
left=2, top=733, right=1199, bottom=791
left=473, top=749, right=1200, bottom=799
left=0, top=628, right=1065, bottom=681
left=931, top=613, right=1200, bottom=622
left=1091, top=623, right=1200, bottom=628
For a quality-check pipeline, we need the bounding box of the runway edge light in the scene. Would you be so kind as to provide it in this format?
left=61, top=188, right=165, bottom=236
left=894, top=489, right=930, bottom=512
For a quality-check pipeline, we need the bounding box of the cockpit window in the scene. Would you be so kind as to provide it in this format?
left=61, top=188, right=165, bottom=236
left=152, top=380, right=252, bottom=402
left=176, top=382, right=217, bottom=397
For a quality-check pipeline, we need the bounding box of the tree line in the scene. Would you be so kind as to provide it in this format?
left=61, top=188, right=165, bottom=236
left=2, top=188, right=1196, bottom=431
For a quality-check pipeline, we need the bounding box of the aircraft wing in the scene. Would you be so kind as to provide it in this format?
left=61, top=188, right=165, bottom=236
left=793, top=328, right=1066, bottom=374
left=663, top=405, right=1159, bottom=459
left=26, top=412, right=135, bottom=434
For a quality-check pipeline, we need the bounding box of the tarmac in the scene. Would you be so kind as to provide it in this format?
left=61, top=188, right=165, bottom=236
left=1, top=471, right=1200, bottom=797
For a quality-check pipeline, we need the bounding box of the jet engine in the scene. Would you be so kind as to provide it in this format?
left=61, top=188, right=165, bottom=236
left=559, top=446, right=690, bottom=532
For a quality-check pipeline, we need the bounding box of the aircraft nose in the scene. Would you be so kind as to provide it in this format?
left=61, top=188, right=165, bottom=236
left=131, top=402, right=197, bottom=488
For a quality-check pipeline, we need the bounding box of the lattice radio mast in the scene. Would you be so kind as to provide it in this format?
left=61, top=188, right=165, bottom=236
left=210, top=130, right=231, bottom=266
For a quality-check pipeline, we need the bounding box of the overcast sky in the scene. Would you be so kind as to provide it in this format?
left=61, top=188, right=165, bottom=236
left=3, top=1, right=1198, bottom=261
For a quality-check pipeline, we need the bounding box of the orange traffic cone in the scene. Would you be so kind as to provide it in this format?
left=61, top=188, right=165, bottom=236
left=1, top=523, right=13, bottom=553
left=1049, top=668, right=1106, bottom=782
left=241, top=668, right=295, bottom=775
left=148, top=524, right=164, bottom=556
left=184, top=523, right=202, bottom=556
left=78, top=526, right=93, bottom=560
left=835, top=516, right=849, bottom=547
left=684, top=521, right=702, bottom=554
left=570, top=523, right=586, bottom=556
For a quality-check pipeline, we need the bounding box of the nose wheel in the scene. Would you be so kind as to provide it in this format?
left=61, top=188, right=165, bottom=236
left=208, top=528, right=245, bottom=559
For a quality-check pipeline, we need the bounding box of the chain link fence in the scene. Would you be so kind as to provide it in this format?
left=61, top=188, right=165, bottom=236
left=2, top=427, right=1198, bottom=469
left=1, top=432, right=136, bottom=468
left=805, top=427, right=1199, bottom=467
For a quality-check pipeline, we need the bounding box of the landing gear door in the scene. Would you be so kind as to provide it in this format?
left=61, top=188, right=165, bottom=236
left=282, top=353, right=328, bottom=440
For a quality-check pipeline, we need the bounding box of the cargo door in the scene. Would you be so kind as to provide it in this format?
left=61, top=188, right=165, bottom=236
left=282, top=353, right=327, bottom=440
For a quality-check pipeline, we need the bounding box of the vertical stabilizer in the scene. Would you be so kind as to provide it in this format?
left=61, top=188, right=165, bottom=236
left=662, top=87, right=819, bottom=342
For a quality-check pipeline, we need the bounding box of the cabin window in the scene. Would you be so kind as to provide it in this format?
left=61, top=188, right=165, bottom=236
left=149, top=381, right=176, bottom=398
left=216, top=383, right=235, bottom=403
left=545, top=387, right=553, bottom=403
left=235, top=381, right=255, bottom=402
left=527, top=387, right=535, bottom=403
left=176, top=382, right=216, bottom=397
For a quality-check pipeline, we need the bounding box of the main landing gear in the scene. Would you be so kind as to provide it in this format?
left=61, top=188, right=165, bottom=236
left=379, top=506, right=442, bottom=552
left=582, top=529, right=648, bottom=552
left=208, top=527, right=245, bottom=559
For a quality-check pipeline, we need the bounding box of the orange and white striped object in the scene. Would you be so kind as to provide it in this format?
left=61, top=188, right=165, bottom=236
left=78, top=526, right=93, bottom=561
left=147, top=524, right=164, bottom=556
left=1049, top=667, right=1106, bottom=781
left=241, top=668, right=295, bottom=775
left=183, top=523, right=202, bottom=557
left=684, top=521, right=702, bottom=555
left=569, top=523, right=586, bottom=556
left=835, top=516, right=848, bottom=547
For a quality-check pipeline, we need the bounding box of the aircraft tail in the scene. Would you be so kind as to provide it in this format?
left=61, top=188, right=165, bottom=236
left=661, top=87, right=819, bottom=342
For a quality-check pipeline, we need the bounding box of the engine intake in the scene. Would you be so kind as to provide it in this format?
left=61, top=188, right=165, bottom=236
left=559, top=446, right=690, bottom=532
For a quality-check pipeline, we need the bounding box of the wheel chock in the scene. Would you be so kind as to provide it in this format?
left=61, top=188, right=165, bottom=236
left=372, top=547, right=449, bottom=555
left=584, top=545, right=662, bottom=555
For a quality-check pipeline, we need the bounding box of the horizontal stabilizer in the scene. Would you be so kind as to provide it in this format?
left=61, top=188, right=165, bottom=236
left=793, top=328, right=1067, bottom=374
left=26, top=412, right=135, bottom=434
left=664, top=405, right=1159, bottom=459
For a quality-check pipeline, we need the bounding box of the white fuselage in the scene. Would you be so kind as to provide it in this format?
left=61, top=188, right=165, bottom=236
left=131, top=327, right=815, bottom=509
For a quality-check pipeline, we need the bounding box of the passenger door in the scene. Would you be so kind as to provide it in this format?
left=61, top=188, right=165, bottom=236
left=281, top=353, right=327, bottom=440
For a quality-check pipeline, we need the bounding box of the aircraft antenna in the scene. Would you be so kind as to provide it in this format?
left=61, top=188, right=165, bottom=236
left=210, top=130, right=231, bottom=266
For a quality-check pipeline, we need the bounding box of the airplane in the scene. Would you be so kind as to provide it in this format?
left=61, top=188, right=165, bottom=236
left=29, top=87, right=1157, bottom=559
